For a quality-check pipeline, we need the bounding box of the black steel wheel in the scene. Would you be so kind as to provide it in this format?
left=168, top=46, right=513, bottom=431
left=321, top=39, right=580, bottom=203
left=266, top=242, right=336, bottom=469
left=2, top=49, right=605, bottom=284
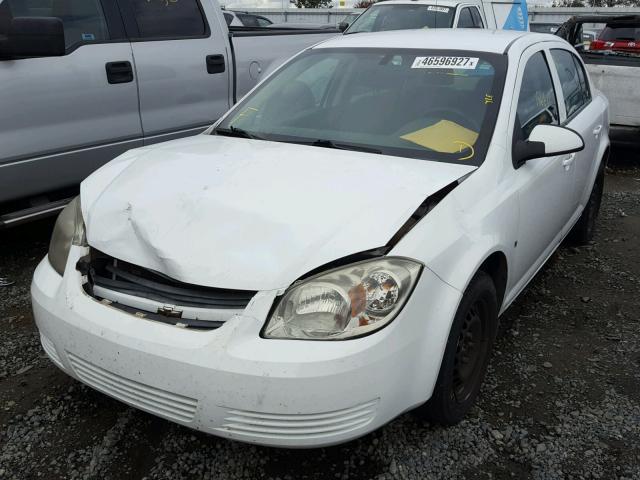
left=415, top=271, right=498, bottom=425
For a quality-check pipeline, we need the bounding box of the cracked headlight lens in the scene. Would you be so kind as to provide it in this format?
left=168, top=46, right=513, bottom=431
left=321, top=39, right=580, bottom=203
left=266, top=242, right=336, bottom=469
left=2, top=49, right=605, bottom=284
left=48, top=197, right=86, bottom=276
left=263, top=257, right=422, bottom=340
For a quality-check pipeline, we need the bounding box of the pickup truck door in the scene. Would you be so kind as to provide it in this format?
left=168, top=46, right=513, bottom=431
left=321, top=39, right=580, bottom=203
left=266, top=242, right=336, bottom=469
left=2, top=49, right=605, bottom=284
left=509, top=48, right=576, bottom=287
left=116, top=0, right=231, bottom=145
left=548, top=47, right=603, bottom=217
left=0, top=0, right=142, bottom=205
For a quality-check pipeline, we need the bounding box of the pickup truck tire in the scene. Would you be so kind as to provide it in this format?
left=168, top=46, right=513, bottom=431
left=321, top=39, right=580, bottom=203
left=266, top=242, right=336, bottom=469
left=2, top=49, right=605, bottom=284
left=415, top=271, right=498, bottom=425
left=569, top=166, right=604, bottom=245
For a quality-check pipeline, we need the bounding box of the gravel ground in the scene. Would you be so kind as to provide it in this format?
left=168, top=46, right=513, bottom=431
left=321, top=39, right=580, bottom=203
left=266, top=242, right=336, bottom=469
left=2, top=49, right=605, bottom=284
left=0, top=153, right=639, bottom=480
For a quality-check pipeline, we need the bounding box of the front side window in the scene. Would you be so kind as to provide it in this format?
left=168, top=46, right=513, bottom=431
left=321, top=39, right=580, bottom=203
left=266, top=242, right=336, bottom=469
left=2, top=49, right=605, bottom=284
left=216, top=48, right=507, bottom=166
left=346, top=5, right=455, bottom=34
left=516, top=51, right=559, bottom=140
left=550, top=49, right=589, bottom=120
left=1, top=0, right=109, bottom=49
left=129, top=0, right=206, bottom=39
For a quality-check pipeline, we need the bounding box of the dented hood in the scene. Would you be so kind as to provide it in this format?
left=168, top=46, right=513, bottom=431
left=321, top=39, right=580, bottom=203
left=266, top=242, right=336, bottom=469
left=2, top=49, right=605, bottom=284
left=82, top=135, right=475, bottom=291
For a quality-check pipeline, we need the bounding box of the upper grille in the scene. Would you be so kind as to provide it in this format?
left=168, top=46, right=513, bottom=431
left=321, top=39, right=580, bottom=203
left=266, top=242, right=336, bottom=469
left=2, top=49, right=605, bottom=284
left=84, top=250, right=256, bottom=310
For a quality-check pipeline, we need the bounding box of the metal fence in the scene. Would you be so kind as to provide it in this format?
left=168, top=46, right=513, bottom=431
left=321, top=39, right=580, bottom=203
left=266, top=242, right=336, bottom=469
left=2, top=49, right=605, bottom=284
left=234, top=6, right=640, bottom=26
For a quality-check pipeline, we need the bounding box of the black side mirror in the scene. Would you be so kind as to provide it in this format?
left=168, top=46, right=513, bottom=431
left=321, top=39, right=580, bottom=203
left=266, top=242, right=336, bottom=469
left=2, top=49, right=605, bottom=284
left=338, top=21, right=349, bottom=32
left=7, top=17, right=65, bottom=58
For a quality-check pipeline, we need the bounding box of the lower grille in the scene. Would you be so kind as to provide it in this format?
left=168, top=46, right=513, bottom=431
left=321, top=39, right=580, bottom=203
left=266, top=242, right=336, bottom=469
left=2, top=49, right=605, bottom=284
left=68, top=353, right=198, bottom=422
left=217, top=399, right=378, bottom=440
left=40, top=334, right=64, bottom=369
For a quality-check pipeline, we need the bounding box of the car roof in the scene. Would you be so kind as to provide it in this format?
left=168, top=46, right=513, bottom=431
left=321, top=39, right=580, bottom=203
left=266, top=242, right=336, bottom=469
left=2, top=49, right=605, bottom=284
left=315, top=29, right=555, bottom=54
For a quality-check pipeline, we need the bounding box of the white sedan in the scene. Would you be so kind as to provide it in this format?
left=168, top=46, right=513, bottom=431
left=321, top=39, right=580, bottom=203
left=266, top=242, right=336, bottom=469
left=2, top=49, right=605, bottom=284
left=32, top=29, right=609, bottom=448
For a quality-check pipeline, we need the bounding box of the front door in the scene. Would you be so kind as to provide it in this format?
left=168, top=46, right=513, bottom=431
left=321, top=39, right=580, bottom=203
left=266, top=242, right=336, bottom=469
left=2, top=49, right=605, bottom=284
left=510, top=48, right=576, bottom=285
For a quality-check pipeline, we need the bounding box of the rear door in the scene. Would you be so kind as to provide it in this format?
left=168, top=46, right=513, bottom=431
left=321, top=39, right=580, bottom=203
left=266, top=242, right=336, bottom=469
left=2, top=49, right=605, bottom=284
left=117, top=0, right=231, bottom=145
left=548, top=46, right=602, bottom=215
left=0, top=0, right=142, bottom=204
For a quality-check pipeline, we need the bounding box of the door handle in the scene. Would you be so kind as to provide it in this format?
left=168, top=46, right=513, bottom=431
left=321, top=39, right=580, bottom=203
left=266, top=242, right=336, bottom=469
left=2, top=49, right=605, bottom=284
left=592, top=125, right=602, bottom=137
left=561, top=153, right=576, bottom=170
left=105, top=61, right=133, bottom=84
left=206, top=54, right=225, bottom=74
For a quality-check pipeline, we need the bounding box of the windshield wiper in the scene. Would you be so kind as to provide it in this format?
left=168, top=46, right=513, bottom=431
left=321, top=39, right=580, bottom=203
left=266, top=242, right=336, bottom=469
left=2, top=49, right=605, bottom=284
left=214, top=126, right=264, bottom=140
left=304, top=139, right=382, bottom=154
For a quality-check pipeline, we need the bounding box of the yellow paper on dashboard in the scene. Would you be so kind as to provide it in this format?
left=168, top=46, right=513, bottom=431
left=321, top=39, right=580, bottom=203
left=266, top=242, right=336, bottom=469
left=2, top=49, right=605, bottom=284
left=401, top=120, right=478, bottom=154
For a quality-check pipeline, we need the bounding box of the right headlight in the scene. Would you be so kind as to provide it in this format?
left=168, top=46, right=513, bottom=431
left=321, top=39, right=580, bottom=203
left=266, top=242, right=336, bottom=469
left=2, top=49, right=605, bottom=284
left=263, top=257, right=422, bottom=340
left=48, top=197, right=86, bottom=276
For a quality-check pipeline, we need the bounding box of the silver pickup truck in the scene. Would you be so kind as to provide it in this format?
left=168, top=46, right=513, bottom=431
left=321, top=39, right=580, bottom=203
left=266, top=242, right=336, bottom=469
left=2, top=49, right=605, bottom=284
left=556, top=15, right=640, bottom=147
left=0, top=0, right=338, bottom=227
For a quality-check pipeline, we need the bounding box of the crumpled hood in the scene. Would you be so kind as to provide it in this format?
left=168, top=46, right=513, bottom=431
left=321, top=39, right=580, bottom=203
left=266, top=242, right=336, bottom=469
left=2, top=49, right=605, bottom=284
left=82, top=135, right=475, bottom=291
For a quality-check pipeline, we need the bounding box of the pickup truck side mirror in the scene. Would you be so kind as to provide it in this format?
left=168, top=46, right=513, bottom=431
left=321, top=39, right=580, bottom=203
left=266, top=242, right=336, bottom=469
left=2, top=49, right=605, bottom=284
left=513, top=124, right=584, bottom=168
left=7, top=17, right=65, bottom=58
left=338, top=22, right=349, bottom=32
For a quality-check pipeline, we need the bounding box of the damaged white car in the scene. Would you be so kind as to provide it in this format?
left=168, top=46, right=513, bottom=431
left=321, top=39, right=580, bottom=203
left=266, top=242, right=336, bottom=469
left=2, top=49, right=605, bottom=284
left=32, top=29, right=609, bottom=448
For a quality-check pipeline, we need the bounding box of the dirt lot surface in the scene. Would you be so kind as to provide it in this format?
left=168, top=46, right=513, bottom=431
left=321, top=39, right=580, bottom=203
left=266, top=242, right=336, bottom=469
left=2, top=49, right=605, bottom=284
left=0, top=152, right=639, bottom=480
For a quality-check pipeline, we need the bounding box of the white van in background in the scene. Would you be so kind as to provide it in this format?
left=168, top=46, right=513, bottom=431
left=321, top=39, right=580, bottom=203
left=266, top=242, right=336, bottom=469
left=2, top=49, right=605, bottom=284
left=340, top=0, right=528, bottom=33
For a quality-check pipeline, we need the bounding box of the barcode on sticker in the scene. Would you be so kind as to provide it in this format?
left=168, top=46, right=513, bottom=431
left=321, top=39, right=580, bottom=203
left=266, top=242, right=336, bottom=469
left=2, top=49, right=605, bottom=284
left=412, top=56, right=479, bottom=69
left=427, top=6, right=450, bottom=13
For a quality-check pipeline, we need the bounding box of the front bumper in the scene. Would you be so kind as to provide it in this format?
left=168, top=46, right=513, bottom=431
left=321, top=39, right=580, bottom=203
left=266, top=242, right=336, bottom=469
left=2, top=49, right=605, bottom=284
left=31, top=246, right=461, bottom=448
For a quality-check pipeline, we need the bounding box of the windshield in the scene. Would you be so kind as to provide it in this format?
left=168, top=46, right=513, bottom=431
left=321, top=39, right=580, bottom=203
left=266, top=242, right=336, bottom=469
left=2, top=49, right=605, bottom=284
left=346, top=5, right=455, bottom=34
left=215, top=48, right=506, bottom=166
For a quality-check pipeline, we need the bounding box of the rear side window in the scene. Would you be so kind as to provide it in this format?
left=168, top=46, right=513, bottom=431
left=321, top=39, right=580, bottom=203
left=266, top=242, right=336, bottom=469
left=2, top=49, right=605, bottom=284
left=129, top=0, right=207, bottom=39
left=516, top=51, right=559, bottom=139
left=237, top=14, right=258, bottom=27
left=223, top=13, right=233, bottom=26
left=550, top=49, right=590, bottom=120
left=1, top=0, right=109, bottom=49
left=572, top=54, right=591, bottom=102
left=457, top=8, right=475, bottom=28
left=470, top=8, right=484, bottom=28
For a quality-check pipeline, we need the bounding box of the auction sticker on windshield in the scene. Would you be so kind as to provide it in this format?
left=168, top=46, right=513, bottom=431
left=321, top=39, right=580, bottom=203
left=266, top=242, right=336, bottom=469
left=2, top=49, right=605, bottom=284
left=412, top=56, right=479, bottom=69
left=427, top=6, right=450, bottom=13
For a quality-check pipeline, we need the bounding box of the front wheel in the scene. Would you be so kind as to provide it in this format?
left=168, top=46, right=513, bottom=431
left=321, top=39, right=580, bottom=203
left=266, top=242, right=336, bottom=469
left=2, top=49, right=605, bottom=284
left=415, top=271, right=498, bottom=425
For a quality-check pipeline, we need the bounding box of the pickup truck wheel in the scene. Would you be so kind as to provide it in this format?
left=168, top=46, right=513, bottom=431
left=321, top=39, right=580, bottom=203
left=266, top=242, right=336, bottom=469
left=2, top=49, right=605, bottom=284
left=569, top=167, right=604, bottom=245
left=415, top=271, right=498, bottom=425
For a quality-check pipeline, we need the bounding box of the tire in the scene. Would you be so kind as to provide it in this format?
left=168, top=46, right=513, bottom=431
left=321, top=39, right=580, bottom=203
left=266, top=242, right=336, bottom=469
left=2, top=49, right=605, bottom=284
left=568, top=167, right=604, bottom=245
left=415, top=271, right=498, bottom=425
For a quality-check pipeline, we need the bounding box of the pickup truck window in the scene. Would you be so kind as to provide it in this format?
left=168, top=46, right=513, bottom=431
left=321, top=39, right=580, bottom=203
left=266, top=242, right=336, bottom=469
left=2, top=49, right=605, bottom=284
left=457, top=8, right=475, bottom=28
left=516, top=51, right=559, bottom=140
left=129, top=0, right=206, bottom=39
left=346, top=5, right=455, bottom=34
left=470, top=7, right=484, bottom=28
left=217, top=48, right=506, bottom=166
left=1, top=0, right=109, bottom=49
left=550, top=49, right=590, bottom=121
